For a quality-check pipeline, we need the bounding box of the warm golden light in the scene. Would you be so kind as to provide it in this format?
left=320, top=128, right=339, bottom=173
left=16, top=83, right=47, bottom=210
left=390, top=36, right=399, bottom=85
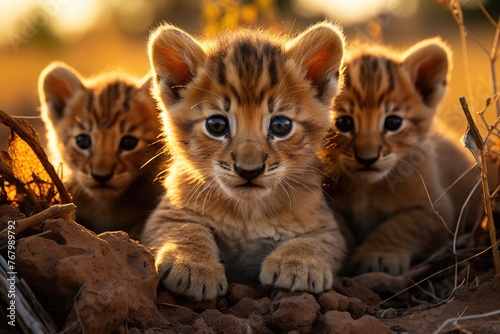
left=0, top=0, right=104, bottom=46
left=293, top=0, right=418, bottom=25
left=51, top=0, right=104, bottom=42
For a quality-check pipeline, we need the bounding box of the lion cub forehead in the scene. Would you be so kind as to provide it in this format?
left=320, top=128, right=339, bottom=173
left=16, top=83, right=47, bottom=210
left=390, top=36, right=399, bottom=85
left=202, top=37, right=287, bottom=107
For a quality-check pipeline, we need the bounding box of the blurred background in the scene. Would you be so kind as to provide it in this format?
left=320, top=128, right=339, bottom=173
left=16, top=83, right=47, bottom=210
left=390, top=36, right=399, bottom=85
left=0, top=0, right=499, bottom=150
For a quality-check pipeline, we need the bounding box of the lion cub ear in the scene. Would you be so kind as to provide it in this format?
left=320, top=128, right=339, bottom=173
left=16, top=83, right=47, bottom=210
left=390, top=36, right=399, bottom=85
left=148, top=24, right=206, bottom=106
left=39, top=62, right=85, bottom=122
left=287, top=21, right=345, bottom=104
left=402, top=38, right=451, bottom=108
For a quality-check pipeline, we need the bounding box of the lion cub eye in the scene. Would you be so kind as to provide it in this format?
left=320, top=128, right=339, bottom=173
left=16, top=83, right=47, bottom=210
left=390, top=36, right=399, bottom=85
left=206, top=115, right=229, bottom=136
left=384, top=115, right=403, bottom=132
left=76, top=134, right=92, bottom=150
left=270, top=116, right=292, bottom=137
left=120, top=135, right=139, bottom=151
left=335, top=116, right=354, bottom=132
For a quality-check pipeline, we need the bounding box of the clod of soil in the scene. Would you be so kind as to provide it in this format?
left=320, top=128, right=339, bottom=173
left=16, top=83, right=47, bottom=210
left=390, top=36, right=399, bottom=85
left=15, top=218, right=163, bottom=333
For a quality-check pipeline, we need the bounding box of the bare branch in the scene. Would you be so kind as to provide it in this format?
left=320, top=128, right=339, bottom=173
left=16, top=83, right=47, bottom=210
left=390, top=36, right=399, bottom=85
left=460, top=96, right=500, bottom=274
left=0, top=108, right=71, bottom=204
left=475, top=0, right=498, bottom=27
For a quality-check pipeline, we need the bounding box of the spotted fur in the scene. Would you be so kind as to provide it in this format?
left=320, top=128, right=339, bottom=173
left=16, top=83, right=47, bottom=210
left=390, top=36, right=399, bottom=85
left=39, top=62, right=165, bottom=239
left=321, top=39, right=481, bottom=275
left=141, top=22, right=346, bottom=301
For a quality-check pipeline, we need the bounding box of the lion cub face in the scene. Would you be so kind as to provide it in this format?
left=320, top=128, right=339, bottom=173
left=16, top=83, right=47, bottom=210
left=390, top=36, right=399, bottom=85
left=39, top=63, right=161, bottom=199
left=150, top=25, right=344, bottom=203
left=331, top=39, right=451, bottom=183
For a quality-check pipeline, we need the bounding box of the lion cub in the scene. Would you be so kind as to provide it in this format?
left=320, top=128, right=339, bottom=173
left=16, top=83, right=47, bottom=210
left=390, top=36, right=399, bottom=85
left=321, top=39, right=480, bottom=275
left=39, top=63, right=165, bottom=239
left=141, top=22, right=347, bottom=301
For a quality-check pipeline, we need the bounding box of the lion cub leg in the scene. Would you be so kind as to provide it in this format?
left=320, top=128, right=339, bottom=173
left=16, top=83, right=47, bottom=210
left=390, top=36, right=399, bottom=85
left=351, top=208, right=449, bottom=275
left=260, top=231, right=345, bottom=293
left=143, top=219, right=228, bottom=301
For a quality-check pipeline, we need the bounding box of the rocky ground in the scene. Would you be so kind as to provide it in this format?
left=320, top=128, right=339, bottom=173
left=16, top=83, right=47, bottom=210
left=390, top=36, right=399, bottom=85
left=1, top=205, right=499, bottom=334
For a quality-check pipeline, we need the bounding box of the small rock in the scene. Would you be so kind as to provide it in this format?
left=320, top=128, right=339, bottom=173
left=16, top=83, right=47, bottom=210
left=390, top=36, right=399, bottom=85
left=230, top=297, right=271, bottom=318
left=158, top=304, right=197, bottom=325
left=269, top=293, right=320, bottom=333
left=210, top=314, right=251, bottom=334
left=217, top=297, right=229, bottom=311
left=227, top=283, right=260, bottom=305
left=199, top=309, right=224, bottom=326
left=317, top=311, right=390, bottom=334
left=191, top=318, right=216, bottom=334
left=248, top=314, right=274, bottom=334
left=352, top=315, right=390, bottom=334
left=272, top=289, right=306, bottom=301
left=318, top=290, right=351, bottom=312
left=318, top=290, right=367, bottom=318
left=339, top=277, right=383, bottom=306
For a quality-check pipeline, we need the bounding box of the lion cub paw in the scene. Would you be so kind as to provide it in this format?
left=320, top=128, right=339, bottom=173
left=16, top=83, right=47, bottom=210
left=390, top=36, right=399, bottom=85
left=352, top=250, right=411, bottom=276
left=260, top=253, right=334, bottom=294
left=157, top=258, right=228, bottom=301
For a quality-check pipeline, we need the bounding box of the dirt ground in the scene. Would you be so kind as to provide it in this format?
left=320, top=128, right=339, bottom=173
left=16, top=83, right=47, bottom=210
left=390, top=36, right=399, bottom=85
left=1, top=203, right=499, bottom=334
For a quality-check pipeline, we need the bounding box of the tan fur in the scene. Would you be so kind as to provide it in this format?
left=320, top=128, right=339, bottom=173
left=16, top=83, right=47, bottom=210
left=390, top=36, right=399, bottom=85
left=142, top=22, right=346, bottom=301
left=39, top=62, right=165, bottom=239
left=321, top=39, right=481, bottom=275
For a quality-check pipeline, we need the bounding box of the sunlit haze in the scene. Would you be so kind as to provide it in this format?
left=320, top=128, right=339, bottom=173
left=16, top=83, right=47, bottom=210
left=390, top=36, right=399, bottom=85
left=293, top=0, right=418, bottom=24
left=0, top=0, right=104, bottom=46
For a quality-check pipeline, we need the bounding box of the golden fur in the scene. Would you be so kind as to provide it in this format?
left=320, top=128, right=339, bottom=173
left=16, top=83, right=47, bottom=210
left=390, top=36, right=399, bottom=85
left=142, top=22, right=346, bottom=301
left=321, top=39, right=480, bottom=275
left=39, top=62, right=165, bottom=239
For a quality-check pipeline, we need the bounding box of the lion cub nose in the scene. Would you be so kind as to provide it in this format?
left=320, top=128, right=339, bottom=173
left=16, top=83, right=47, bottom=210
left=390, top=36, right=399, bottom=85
left=91, top=172, right=114, bottom=184
left=354, top=154, right=379, bottom=167
left=234, top=164, right=265, bottom=181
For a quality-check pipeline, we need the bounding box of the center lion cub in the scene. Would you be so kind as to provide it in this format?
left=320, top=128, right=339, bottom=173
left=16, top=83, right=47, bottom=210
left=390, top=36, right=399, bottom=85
left=141, top=22, right=346, bottom=301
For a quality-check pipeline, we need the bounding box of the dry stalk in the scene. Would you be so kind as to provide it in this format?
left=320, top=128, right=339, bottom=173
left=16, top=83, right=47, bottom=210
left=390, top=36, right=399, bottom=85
left=443, top=1, right=500, bottom=115
left=421, top=173, right=481, bottom=300
left=371, top=239, right=500, bottom=309
left=475, top=0, right=497, bottom=27
left=489, top=11, right=500, bottom=117
left=420, top=175, right=454, bottom=235
left=438, top=0, right=475, bottom=109
left=0, top=108, right=71, bottom=204
left=0, top=203, right=76, bottom=247
left=433, top=308, right=500, bottom=334
left=460, top=96, right=500, bottom=274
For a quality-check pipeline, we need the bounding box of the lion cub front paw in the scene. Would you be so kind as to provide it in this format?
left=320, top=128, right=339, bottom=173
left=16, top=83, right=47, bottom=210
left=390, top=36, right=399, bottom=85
left=351, top=250, right=411, bottom=276
left=260, top=253, right=334, bottom=294
left=157, top=258, right=228, bottom=301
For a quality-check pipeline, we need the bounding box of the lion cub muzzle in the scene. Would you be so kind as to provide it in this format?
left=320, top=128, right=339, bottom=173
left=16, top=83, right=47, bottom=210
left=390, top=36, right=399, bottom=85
left=231, top=140, right=268, bottom=182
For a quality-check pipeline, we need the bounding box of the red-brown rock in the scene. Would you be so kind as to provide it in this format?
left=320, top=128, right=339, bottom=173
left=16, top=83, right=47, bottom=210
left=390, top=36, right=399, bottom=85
left=15, top=218, right=161, bottom=333
left=269, top=292, right=320, bottom=333
left=317, top=311, right=390, bottom=334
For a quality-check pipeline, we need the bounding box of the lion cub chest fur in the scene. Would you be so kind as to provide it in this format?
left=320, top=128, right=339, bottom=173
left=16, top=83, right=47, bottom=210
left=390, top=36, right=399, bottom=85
left=39, top=63, right=165, bottom=239
left=142, top=22, right=347, bottom=301
left=321, top=40, right=480, bottom=275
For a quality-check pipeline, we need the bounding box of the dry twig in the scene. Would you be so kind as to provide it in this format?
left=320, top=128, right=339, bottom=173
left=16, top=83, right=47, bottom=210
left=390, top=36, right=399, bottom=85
left=371, top=239, right=500, bottom=309
left=433, top=308, right=500, bottom=334
left=0, top=108, right=71, bottom=204
left=460, top=96, right=500, bottom=274
left=0, top=203, right=76, bottom=247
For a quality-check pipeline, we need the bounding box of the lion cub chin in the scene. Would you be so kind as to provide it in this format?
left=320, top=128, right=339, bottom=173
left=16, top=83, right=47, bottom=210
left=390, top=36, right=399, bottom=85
left=321, top=39, right=481, bottom=276
left=141, top=22, right=347, bottom=301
